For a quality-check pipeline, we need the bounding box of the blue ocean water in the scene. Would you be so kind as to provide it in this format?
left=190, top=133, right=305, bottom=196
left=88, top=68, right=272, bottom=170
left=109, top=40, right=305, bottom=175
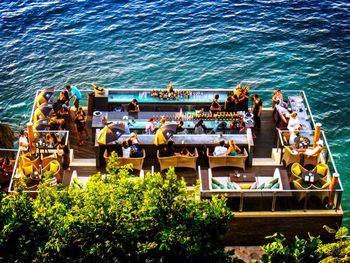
left=0, top=0, right=349, bottom=224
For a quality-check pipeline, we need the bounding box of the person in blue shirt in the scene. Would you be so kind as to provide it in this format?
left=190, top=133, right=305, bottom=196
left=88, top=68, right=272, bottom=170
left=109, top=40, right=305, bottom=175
left=65, top=85, right=82, bottom=109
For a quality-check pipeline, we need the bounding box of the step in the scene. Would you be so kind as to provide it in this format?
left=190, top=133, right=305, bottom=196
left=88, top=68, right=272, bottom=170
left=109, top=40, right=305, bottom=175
left=70, top=158, right=96, bottom=166
left=252, top=157, right=282, bottom=166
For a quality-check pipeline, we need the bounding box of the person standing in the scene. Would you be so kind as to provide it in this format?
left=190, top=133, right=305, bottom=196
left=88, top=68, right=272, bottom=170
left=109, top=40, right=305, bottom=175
left=65, top=85, right=82, bottom=110
left=210, top=94, right=221, bottom=114
left=224, top=96, right=235, bottom=113
left=145, top=118, right=156, bottom=134
left=238, top=90, right=249, bottom=112
left=128, top=99, right=140, bottom=113
left=19, top=130, right=29, bottom=152
left=74, top=111, right=86, bottom=146
left=251, top=94, right=263, bottom=129
left=61, top=145, right=71, bottom=186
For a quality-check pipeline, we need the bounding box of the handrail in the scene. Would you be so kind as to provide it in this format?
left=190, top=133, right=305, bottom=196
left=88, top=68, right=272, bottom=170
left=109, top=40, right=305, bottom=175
left=30, top=90, right=40, bottom=123
left=7, top=150, right=20, bottom=193
left=320, top=130, right=342, bottom=189
left=300, top=90, right=316, bottom=129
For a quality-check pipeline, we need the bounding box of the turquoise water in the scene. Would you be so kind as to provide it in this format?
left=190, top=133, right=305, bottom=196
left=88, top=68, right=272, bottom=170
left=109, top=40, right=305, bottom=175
left=1, top=0, right=349, bottom=225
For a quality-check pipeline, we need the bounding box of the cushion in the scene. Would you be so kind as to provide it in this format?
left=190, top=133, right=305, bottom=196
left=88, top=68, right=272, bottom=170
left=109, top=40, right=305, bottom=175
left=212, top=178, right=226, bottom=189
left=271, top=182, right=280, bottom=189
left=264, top=182, right=274, bottom=189
left=322, top=182, right=331, bottom=189
left=212, top=178, right=221, bottom=185
left=264, top=178, right=279, bottom=189
left=257, top=183, right=265, bottom=190
left=218, top=183, right=226, bottom=189
left=250, top=182, right=257, bottom=189
left=316, top=165, right=328, bottom=176
left=270, top=178, right=279, bottom=185
left=212, top=183, right=220, bottom=190
left=273, top=168, right=280, bottom=179
left=50, top=162, right=59, bottom=173
left=240, top=183, right=252, bottom=189
left=227, top=182, right=236, bottom=190
left=23, top=164, right=33, bottom=176
left=73, top=177, right=80, bottom=184
left=292, top=165, right=302, bottom=176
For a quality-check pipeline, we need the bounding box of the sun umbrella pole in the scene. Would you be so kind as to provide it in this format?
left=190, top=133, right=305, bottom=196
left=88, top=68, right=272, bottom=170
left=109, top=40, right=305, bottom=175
left=27, top=122, right=35, bottom=153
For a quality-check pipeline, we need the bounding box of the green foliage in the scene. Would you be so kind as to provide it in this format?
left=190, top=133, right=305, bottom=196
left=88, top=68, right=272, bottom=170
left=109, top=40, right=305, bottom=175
left=0, top=192, right=47, bottom=262
left=317, top=226, right=350, bottom=263
left=261, top=232, right=323, bottom=263
left=262, top=226, right=350, bottom=263
left=105, top=150, right=133, bottom=176
left=0, top=166, right=234, bottom=262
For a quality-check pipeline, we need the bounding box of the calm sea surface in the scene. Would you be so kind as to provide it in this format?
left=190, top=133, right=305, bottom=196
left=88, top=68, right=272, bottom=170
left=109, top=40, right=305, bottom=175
left=1, top=0, right=349, bottom=226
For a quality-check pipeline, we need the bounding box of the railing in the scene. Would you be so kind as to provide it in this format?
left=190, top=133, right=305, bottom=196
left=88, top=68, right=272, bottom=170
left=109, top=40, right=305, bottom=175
left=1, top=148, right=20, bottom=193
left=275, top=128, right=343, bottom=210
left=199, top=166, right=343, bottom=212
left=8, top=130, right=69, bottom=193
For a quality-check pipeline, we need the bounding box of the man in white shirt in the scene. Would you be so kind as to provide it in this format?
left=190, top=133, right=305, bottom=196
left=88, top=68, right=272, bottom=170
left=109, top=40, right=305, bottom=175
left=19, top=130, right=29, bottom=152
left=213, top=140, right=227, bottom=156
left=287, top=112, right=300, bottom=131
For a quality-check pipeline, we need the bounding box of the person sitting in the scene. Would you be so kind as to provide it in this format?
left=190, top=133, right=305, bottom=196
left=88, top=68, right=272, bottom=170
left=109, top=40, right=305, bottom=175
left=213, top=140, right=227, bottom=156
left=297, top=140, right=323, bottom=156
left=128, top=99, right=140, bottom=113
left=159, top=116, right=167, bottom=127
left=2, top=158, right=13, bottom=173
left=46, top=133, right=58, bottom=147
left=129, top=138, right=143, bottom=158
left=176, top=121, right=187, bottom=134
left=145, top=118, right=156, bottom=134
left=128, top=132, right=140, bottom=144
left=211, top=121, right=227, bottom=134
left=287, top=112, right=300, bottom=132
left=180, top=148, right=195, bottom=157
left=239, top=121, right=248, bottom=134
left=210, top=94, right=221, bottom=114
left=229, top=119, right=241, bottom=132
left=122, top=140, right=131, bottom=157
left=289, top=129, right=300, bottom=146
left=194, top=119, right=207, bottom=134
left=161, top=140, right=176, bottom=157
left=226, top=139, right=241, bottom=156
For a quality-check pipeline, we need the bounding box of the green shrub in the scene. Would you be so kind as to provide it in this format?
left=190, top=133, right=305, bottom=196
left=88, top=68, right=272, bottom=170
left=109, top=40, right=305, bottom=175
left=261, top=232, right=323, bottom=263
left=0, top=162, right=234, bottom=262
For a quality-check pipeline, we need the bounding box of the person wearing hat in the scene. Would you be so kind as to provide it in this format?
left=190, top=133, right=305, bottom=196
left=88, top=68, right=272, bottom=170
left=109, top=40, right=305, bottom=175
left=297, top=140, right=323, bottom=156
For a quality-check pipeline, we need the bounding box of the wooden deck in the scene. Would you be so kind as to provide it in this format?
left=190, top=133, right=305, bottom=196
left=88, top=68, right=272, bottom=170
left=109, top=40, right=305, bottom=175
left=65, top=109, right=343, bottom=246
